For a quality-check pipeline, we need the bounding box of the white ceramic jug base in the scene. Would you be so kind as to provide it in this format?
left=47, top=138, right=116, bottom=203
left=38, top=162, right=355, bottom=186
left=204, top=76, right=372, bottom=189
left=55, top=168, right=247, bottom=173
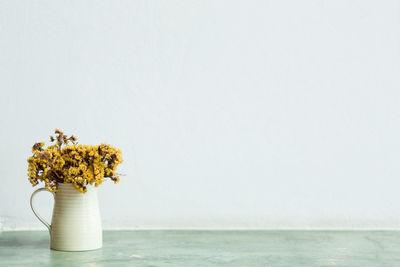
left=50, top=231, right=103, bottom=251
left=51, top=244, right=103, bottom=252
left=50, top=228, right=103, bottom=252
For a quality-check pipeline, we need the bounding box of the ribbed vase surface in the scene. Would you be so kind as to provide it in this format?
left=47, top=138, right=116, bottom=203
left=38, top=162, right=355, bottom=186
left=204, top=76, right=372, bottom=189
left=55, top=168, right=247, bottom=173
left=51, top=183, right=102, bottom=251
left=30, top=183, right=102, bottom=251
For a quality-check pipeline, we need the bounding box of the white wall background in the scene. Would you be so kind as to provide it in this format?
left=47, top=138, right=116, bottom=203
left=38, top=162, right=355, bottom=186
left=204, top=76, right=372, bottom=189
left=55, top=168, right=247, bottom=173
left=1, top=0, right=400, bottom=230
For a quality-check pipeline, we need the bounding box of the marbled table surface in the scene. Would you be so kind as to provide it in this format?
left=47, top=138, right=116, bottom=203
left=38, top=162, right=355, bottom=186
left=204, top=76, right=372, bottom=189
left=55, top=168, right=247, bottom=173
left=1, top=230, right=399, bottom=266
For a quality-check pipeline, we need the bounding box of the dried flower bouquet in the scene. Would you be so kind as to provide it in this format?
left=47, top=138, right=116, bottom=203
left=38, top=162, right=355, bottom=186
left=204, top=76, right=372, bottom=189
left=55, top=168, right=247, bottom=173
left=28, top=129, right=123, bottom=193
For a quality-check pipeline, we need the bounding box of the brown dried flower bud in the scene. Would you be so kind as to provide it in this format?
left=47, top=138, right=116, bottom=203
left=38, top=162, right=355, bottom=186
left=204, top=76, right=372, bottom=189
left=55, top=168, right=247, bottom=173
left=32, top=142, right=44, bottom=151
left=37, top=151, right=51, bottom=160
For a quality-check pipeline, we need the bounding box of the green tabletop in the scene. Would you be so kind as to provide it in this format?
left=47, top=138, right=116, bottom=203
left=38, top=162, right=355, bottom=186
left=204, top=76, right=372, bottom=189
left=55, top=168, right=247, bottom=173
left=0, top=230, right=399, bottom=266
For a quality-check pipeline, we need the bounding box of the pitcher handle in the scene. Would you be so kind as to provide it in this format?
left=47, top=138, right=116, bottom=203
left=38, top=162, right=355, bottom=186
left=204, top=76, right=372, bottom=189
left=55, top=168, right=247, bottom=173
left=30, top=187, right=55, bottom=232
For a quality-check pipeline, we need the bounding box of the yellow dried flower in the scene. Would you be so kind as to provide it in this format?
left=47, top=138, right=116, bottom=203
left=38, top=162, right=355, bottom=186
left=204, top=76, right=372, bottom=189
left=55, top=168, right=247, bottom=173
left=27, top=129, right=123, bottom=193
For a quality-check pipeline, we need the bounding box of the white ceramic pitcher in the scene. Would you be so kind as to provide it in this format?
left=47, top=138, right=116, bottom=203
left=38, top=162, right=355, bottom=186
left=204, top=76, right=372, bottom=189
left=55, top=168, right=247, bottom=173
left=30, top=183, right=102, bottom=251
